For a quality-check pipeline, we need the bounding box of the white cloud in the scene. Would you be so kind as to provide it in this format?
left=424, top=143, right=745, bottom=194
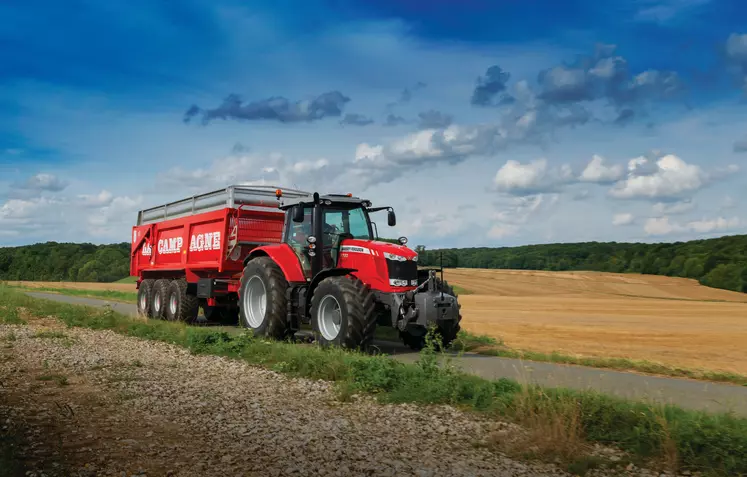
left=688, top=216, right=741, bottom=234
left=652, top=199, right=695, bottom=215
left=85, top=195, right=143, bottom=237
left=644, top=215, right=741, bottom=236
left=488, top=193, right=559, bottom=239
left=579, top=155, right=624, bottom=183
left=8, top=173, right=69, bottom=199
left=612, top=213, right=635, bottom=226
left=76, top=190, right=114, bottom=208
left=156, top=152, right=335, bottom=193
left=487, top=224, right=520, bottom=239
left=609, top=154, right=706, bottom=200
left=0, top=198, right=51, bottom=220
left=721, top=196, right=737, bottom=210
left=493, top=159, right=573, bottom=196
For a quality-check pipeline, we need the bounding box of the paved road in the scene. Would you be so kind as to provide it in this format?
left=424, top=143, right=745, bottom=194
left=24, top=292, right=747, bottom=416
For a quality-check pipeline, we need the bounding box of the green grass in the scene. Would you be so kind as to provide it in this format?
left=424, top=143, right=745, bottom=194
left=452, top=284, right=473, bottom=295
left=1, top=285, right=745, bottom=475
left=115, top=276, right=138, bottom=284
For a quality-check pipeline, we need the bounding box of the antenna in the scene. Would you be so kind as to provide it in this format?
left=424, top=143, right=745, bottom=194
left=440, top=251, right=444, bottom=299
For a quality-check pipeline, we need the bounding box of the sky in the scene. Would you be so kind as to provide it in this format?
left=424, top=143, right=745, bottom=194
left=1, top=0, right=747, bottom=249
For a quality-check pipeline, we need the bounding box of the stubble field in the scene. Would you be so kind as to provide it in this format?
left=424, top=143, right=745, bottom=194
left=444, top=269, right=747, bottom=375
left=10, top=268, right=747, bottom=375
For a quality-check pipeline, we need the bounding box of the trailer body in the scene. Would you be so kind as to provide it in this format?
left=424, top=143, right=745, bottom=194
left=130, top=186, right=306, bottom=302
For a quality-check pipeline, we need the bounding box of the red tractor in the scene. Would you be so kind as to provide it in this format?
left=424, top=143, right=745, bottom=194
left=130, top=185, right=461, bottom=350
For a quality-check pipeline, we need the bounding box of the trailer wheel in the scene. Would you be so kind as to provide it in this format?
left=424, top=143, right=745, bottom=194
left=165, top=279, right=199, bottom=324
left=137, top=279, right=155, bottom=317
left=310, top=275, right=376, bottom=350
left=151, top=279, right=170, bottom=320
left=238, top=257, right=290, bottom=340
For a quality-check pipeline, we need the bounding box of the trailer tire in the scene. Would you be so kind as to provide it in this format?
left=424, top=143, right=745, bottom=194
left=165, top=279, right=199, bottom=324
left=137, top=279, right=155, bottom=318
left=310, top=275, right=376, bottom=350
left=151, top=279, right=170, bottom=320
left=238, top=257, right=290, bottom=340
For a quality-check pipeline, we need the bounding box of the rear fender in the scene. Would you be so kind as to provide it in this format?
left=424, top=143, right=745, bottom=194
left=305, top=268, right=357, bottom=317
left=244, top=244, right=306, bottom=283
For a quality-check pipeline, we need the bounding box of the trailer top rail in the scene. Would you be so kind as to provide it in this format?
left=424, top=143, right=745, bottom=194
left=136, top=184, right=311, bottom=225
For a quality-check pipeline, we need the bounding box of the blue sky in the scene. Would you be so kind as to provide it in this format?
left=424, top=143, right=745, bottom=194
left=1, top=0, right=746, bottom=248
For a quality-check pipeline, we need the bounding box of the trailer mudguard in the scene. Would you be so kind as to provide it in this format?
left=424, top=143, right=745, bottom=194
left=244, top=244, right=307, bottom=283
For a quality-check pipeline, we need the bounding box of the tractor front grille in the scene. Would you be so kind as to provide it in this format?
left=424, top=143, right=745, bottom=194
left=386, top=258, right=418, bottom=287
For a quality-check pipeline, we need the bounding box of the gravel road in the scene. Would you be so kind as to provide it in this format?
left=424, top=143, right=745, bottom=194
left=25, top=292, right=747, bottom=417
left=1, top=313, right=672, bottom=477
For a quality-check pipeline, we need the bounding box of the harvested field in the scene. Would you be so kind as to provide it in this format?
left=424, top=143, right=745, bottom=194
left=444, top=269, right=747, bottom=375
left=4, top=281, right=135, bottom=293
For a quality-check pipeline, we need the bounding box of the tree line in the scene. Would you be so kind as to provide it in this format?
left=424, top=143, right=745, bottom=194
left=415, top=234, right=747, bottom=294
left=0, top=242, right=131, bottom=283
left=2, top=235, right=746, bottom=293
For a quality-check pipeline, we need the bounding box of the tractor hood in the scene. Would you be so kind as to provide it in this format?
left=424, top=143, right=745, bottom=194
left=340, top=239, right=418, bottom=261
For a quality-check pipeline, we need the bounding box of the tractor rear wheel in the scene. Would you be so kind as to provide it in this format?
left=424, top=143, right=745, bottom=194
left=151, top=279, right=170, bottom=320
left=310, top=275, right=376, bottom=350
left=137, top=279, right=155, bottom=317
left=165, top=278, right=199, bottom=323
left=238, top=257, right=290, bottom=340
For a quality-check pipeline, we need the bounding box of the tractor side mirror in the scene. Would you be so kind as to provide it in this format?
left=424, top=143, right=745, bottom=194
left=292, top=205, right=304, bottom=223
left=387, top=209, right=396, bottom=227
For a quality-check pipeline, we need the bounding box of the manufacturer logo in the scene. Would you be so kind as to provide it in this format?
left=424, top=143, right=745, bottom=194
left=158, top=237, right=183, bottom=255
left=340, top=245, right=371, bottom=254
left=189, top=231, right=221, bottom=252
left=142, top=243, right=152, bottom=256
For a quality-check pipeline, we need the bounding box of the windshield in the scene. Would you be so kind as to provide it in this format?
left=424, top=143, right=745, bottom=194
left=323, top=206, right=372, bottom=240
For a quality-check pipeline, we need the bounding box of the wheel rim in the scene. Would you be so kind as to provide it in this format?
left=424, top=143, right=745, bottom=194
left=169, top=294, right=178, bottom=316
left=139, top=294, right=146, bottom=311
left=154, top=293, right=161, bottom=312
left=242, top=276, right=266, bottom=328
left=317, top=295, right=342, bottom=341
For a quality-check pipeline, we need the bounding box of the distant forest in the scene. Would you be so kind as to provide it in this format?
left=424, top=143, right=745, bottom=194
left=0, top=242, right=131, bottom=283
left=415, top=234, right=747, bottom=294
left=1, top=235, right=746, bottom=293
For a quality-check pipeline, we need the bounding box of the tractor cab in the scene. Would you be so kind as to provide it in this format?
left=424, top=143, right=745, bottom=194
left=278, top=190, right=398, bottom=281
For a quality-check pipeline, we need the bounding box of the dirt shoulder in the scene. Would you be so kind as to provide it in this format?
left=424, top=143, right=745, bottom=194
left=1, top=316, right=580, bottom=477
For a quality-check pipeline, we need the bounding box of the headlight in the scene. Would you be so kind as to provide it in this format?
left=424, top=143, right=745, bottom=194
left=383, top=252, right=407, bottom=261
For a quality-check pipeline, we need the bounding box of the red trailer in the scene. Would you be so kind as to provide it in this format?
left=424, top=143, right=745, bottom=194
left=130, top=185, right=308, bottom=322
left=130, top=185, right=462, bottom=351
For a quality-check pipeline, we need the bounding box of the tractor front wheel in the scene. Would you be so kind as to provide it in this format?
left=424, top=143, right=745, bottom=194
left=238, top=257, right=290, bottom=340
left=310, top=275, right=376, bottom=350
